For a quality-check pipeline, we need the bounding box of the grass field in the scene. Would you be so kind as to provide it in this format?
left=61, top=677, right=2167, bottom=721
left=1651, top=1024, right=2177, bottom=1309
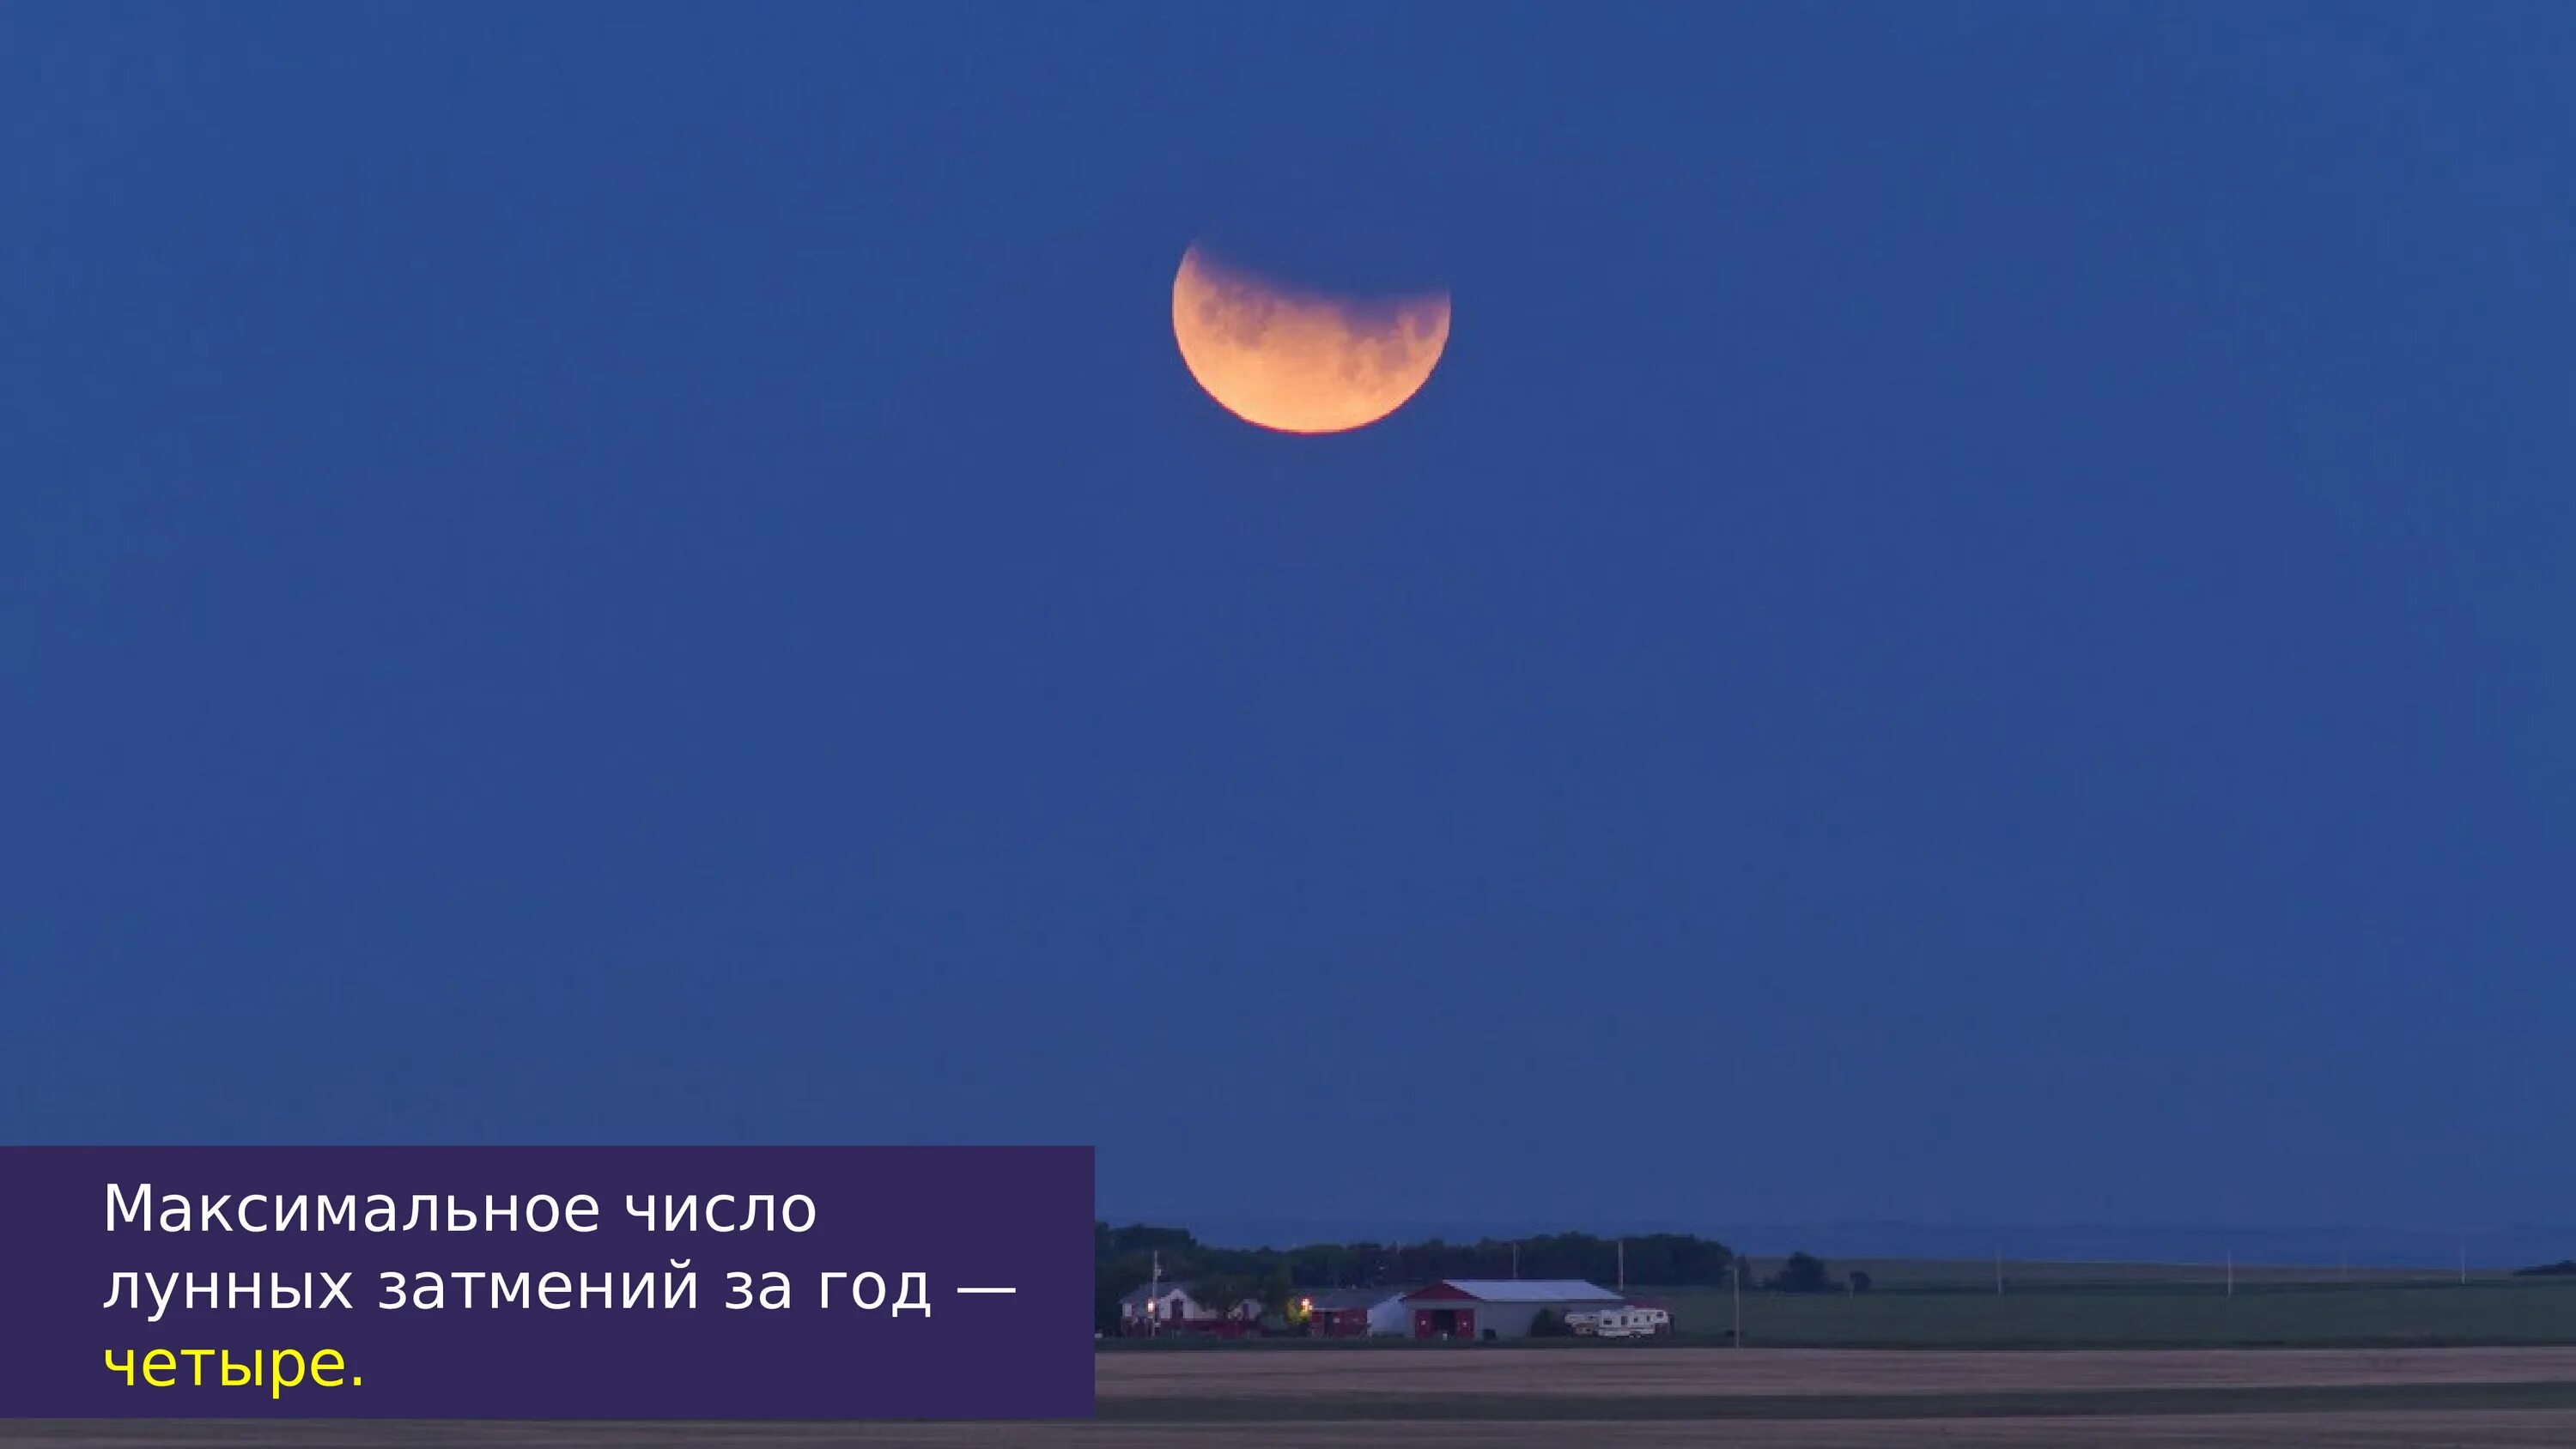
left=17, top=1348, right=2576, bottom=1446
left=1078, top=1263, right=2576, bottom=1350
left=1659, top=1275, right=2576, bottom=1348
left=1731, top=1255, right=2529, bottom=1289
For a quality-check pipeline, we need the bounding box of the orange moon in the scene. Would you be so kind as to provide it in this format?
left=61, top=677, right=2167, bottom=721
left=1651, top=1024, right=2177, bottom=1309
left=1170, top=243, right=1451, bottom=435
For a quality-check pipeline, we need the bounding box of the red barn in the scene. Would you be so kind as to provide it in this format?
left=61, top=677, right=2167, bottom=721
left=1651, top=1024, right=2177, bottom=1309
left=1402, top=1279, right=1625, bottom=1340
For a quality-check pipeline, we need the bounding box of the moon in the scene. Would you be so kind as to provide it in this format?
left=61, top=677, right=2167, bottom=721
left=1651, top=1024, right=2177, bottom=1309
left=1170, top=242, right=1451, bottom=435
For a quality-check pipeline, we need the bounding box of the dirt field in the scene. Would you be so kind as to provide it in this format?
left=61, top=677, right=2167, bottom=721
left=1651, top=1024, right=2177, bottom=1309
left=1096, top=1343, right=2576, bottom=1399
left=11, top=1347, right=2576, bottom=1446
left=29, top=1416, right=2576, bottom=1449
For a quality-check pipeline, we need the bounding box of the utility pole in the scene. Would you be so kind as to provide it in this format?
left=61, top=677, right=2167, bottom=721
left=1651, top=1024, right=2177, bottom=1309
left=1618, top=1240, right=1625, bottom=1293
left=2460, top=1243, right=2468, bottom=1286
left=2226, top=1252, right=2234, bottom=1300
left=1149, top=1250, right=1163, bottom=1338
left=1512, top=1241, right=1519, bottom=1280
left=1994, top=1249, right=2003, bottom=1297
left=1732, top=1258, right=1744, bottom=1348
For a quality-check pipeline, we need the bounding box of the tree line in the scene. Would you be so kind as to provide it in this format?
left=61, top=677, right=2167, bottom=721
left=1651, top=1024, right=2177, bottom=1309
left=1096, top=1223, right=1867, bottom=1334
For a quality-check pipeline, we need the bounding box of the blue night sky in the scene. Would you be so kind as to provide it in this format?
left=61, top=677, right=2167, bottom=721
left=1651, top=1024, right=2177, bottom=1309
left=3, top=3, right=2570, bottom=1244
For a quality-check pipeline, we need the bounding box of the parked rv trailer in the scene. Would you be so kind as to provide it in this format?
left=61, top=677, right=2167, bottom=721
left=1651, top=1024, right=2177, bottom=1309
left=1565, top=1306, right=1671, bottom=1338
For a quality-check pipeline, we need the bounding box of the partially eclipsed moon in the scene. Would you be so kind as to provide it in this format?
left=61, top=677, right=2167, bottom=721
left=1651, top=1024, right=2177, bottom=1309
left=1171, top=243, right=1450, bottom=435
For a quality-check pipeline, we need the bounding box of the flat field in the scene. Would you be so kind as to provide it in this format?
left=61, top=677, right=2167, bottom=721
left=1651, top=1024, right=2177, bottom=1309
left=1732, top=1256, right=2528, bottom=1290
left=14, top=1347, right=2576, bottom=1447
left=1660, top=1275, right=2576, bottom=1348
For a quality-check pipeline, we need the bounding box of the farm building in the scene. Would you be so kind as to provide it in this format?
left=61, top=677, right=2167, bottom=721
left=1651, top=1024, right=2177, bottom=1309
left=1299, top=1286, right=1414, bottom=1338
left=1116, top=1282, right=1264, bottom=1337
left=1117, top=1281, right=1200, bottom=1332
left=1566, top=1302, right=1674, bottom=1337
left=1403, top=1279, right=1625, bottom=1340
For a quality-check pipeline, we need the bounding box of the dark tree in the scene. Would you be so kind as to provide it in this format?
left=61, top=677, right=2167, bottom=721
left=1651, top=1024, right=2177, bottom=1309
left=1774, top=1252, right=1833, bottom=1294
left=1192, top=1274, right=1256, bottom=1319
left=1849, top=1270, right=1873, bottom=1294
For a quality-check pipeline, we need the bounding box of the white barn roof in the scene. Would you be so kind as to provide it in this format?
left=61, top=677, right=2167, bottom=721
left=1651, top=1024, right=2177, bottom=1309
left=1417, top=1279, right=1622, bottom=1304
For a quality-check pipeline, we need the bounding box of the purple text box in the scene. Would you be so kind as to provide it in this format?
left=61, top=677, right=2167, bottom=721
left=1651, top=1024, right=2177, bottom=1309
left=0, top=1146, right=1093, bottom=1419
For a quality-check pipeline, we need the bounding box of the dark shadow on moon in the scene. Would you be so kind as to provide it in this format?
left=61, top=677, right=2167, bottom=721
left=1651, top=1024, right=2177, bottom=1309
left=1183, top=246, right=1446, bottom=353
